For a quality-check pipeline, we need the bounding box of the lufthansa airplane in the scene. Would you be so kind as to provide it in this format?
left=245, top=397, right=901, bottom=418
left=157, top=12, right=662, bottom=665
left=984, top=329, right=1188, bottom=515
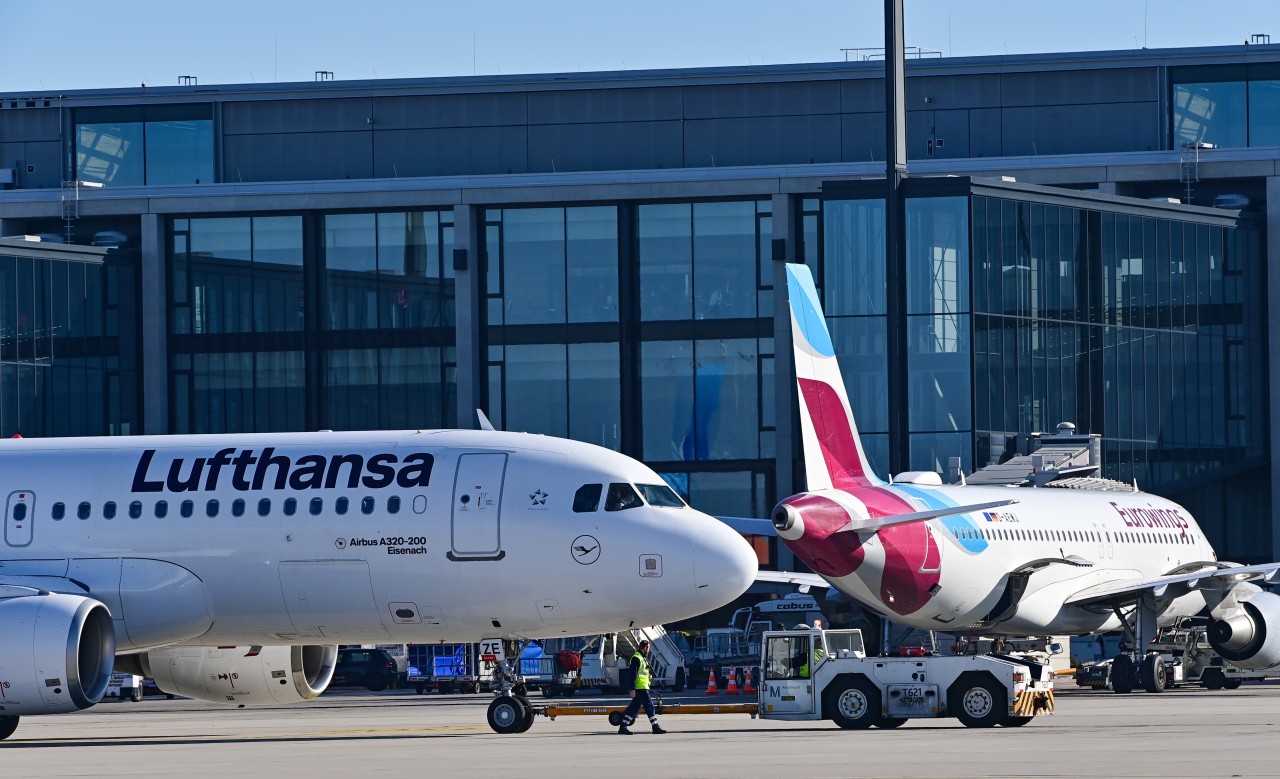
left=755, top=263, right=1280, bottom=693
left=0, top=427, right=758, bottom=739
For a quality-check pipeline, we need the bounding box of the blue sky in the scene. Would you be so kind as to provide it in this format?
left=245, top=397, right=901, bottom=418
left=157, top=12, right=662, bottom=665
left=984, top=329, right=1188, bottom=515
left=2, top=0, right=1277, bottom=93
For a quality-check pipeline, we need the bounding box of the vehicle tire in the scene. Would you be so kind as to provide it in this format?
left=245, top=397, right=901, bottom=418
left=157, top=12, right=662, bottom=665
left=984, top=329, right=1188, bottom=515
left=1111, top=655, right=1136, bottom=694
left=673, top=667, right=687, bottom=693
left=1002, top=716, right=1034, bottom=727
left=486, top=696, right=530, bottom=735
left=608, top=712, right=623, bottom=727
left=414, top=684, right=425, bottom=695
left=877, top=717, right=908, bottom=729
left=130, top=687, right=143, bottom=703
left=439, top=681, right=455, bottom=695
left=0, top=716, right=19, bottom=741
left=1223, top=677, right=1243, bottom=690
left=1139, top=655, right=1167, bottom=694
left=560, top=687, right=576, bottom=698
left=950, top=676, right=1005, bottom=728
left=825, top=677, right=880, bottom=730
left=366, top=673, right=388, bottom=692
left=1201, top=669, right=1225, bottom=690
left=542, top=685, right=560, bottom=699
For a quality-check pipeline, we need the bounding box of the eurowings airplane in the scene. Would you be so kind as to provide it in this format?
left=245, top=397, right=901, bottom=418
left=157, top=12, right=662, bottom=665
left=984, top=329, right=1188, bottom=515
left=0, top=428, right=757, bottom=740
left=755, top=263, right=1280, bottom=692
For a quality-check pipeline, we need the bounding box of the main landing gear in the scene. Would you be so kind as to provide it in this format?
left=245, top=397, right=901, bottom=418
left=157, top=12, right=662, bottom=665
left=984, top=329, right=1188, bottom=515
left=1109, top=592, right=1166, bottom=694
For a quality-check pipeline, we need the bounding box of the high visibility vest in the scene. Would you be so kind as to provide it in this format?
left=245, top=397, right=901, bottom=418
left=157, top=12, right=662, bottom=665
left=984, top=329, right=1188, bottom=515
left=800, top=646, right=826, bottom=679
left=633, top=652, right=651, bottom=690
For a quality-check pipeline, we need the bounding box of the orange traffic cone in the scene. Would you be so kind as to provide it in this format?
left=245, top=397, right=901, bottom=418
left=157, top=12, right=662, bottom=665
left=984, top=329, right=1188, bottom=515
left=743, top=666, right=757, bottom=695
left=726, top=667, right=740, bottom=695
left=705, top=666, right=720, bottom=695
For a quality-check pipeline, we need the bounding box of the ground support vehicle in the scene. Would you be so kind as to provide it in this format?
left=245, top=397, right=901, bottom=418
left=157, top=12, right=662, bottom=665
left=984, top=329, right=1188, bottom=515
left=407, top=643, right=493, bottom=694
left=578, top=626, right=687, bottom=693
left=107, top=673, right=144, bottom=702
left=485, top=628, right=1054, bottom=733
left=1075, top=623, right=1272, bottom=692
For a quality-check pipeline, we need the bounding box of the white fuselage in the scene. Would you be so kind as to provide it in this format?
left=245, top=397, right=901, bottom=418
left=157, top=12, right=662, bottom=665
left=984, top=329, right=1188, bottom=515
left=0, top=429, right=758, bottom=651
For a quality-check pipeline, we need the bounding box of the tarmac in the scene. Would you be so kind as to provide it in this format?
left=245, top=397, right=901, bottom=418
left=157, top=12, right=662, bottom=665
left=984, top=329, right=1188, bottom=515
left=2, top=682, right=1279, bottom=778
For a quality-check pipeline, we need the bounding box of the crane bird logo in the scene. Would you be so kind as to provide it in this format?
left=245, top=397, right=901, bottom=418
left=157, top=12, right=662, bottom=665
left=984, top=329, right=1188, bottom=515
left=570, top=534, right=601, bottom=565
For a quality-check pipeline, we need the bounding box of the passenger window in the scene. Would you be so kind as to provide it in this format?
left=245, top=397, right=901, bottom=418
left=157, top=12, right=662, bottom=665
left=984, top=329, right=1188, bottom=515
left=52, top=501, right=65, bottom=520
left=103, top=501, right=117, bottom=520
left=605, top=483, right=643, bottom=512
left=232, top=499, right=246, bottom=517
left=129, top=501, right=142, bottom=519
left=13, top=503, right=26, bottom=521
left=310, top=497, right=323, bottom=516
left=387, top=495, right=401, bottom=514
left=180, top=500, right=194, bottom=518
left=335, top=497, right=349, bottom=515
left=78, top=501, right=91, bottom=520
left=573, top=484, right=603, bottom=513
left=284, top=497, right=297, bottom=516
left=637, top=483, right=685, bottom=507
left=156, top=500, right=168, bottom=518
left=206, top=499, right=219, bottom=517
left=361, top=496, right=375, bottom=515
left=258, top=498, right=271, bottom=517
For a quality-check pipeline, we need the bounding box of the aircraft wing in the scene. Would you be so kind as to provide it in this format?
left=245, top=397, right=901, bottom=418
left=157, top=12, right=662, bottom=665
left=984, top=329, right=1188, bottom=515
left=1064, top=562, right=1280, bottom=607
left=716, top=516, right=776, bottom=536
left=754, top=570, right=830, bottom=589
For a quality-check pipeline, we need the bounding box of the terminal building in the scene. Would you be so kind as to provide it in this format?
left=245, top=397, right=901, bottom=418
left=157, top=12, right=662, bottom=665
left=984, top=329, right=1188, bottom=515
left=0, top=43, right=1276, bottom=565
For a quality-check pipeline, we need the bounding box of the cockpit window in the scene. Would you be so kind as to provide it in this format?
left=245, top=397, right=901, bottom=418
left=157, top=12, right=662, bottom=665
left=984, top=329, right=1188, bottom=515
left=605, top=483, right=643, bottom=512
left=573, top=484, right=603, bottom=513
left=637, top=484, right=686, bottom=507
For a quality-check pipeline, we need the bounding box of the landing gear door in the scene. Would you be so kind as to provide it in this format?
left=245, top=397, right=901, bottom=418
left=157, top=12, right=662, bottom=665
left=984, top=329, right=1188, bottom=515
left=761, top=633, right=815, bottom=715
left=449, top=453, right=507, bottom=561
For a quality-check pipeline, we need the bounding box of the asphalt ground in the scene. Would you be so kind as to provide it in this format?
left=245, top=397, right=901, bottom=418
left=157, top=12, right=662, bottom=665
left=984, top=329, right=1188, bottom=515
left=2, top=682, right=1279, bottom=778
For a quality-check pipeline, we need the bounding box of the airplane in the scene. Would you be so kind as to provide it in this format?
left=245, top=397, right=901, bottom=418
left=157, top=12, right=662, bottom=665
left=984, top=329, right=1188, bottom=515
left=0, top=427, right=758, bottom=740
left=750, top=262, right=1280, bottom=694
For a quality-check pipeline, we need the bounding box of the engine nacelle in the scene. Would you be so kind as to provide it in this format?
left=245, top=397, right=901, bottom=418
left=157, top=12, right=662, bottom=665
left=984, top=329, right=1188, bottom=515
left=0, top=590, right=115, bottom=715
left=139, top=645, right=337, bottom=705
left=1208, top=591, right=1280, bottom=670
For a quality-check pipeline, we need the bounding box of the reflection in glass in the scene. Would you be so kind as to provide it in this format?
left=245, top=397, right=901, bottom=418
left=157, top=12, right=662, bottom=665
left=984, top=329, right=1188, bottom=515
left=500, top=209, right=566, bottom=325
left=1173, top=81, right=1247, bottom=148
left=567, top=207, right=619, bottom=323
left=906, top=197, right=969, bottom=315
left=640, top=339, right=761, bottom=461
left=907, top=314, right=971, bottom=432
left=639, top=203, right=693, bottom=321
left=568, top=342, right=620, bottom=450
left=828, top=317, right=889, bottom=433
left=1249, top=80, right=1280, bottom=147
left=693, top=201, right=757, bottom=319
left=76, top=123, right=144, bottom=186
left=145, top=120, right=214, bottom=184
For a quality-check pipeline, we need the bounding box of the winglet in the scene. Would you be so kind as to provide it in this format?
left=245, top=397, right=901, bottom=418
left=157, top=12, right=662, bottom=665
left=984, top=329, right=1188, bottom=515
left=476, top=409, right=496, bottom=431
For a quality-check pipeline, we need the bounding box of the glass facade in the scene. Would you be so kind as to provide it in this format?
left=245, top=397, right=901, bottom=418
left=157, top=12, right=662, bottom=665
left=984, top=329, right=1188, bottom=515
left=0, top=250, right=138, bottom=437
left=76, top=106, right=214, bottom=186
left=1172, top=64, right=1280, bottom=148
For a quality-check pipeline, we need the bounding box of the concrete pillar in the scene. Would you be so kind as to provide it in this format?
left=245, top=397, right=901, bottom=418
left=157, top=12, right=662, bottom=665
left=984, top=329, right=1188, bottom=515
left=139, top=213, right=168, bottom=434
left=1268, top=177, right=1280, bottom=563
left=453, top=204, right=482, bottom=429
left=771, top=193, right=797, bottom=574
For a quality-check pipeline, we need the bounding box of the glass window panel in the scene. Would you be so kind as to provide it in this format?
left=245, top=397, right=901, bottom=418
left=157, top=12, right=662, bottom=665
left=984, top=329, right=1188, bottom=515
left=568, top=342, right=620, bottom=450
left=566, top=207, right=619, bottom=323
left=145, top=119, right=214, bottom=184
left=379, top=211, right=455, bottom=328
left=325, top=213, right=379, bottom=330
left=379, top=346, right=453, bottom=430
left=906, top=197, right=969, bottom=315
left=822, top=199, right=885, bottom=316
left=1249, top=80, right=1280, bottom=146
left=573, top=484, right=603, bottom=513
left=500, top=208, right=566, bottom=325
left=639, top=203, right=693, bottom=321
left=829, top=317, right=889, bottom=433
left=693, top=201, right=757, bottom=319
left=504, top=344, right=568, bottom=437
left=687, top=470, right=766, bottom=518
left=694, top=338, right=760, bottom=460
left=1173, top=81, right=1247, bottom=148
left=908, top=314, right=971, bottom=432
left=253, top=216, right=304, bottom=333
left=641, top=340, right=694, bottom=461
left=76, top=122, right=144, bottom=185
left=326, top=349, right=379, bottom=431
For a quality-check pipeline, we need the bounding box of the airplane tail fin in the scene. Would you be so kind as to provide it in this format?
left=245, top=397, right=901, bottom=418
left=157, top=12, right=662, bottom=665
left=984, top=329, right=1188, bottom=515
left=785, top=263, right=882, bottom=491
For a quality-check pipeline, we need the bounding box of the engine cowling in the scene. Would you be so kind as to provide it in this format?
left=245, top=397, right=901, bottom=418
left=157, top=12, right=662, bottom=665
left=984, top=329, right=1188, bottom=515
left=1208, top=592, right=1280, bottom=670
left=139, top=645, right=337, bottom=705
left=0, top=590, right=115, bottom=715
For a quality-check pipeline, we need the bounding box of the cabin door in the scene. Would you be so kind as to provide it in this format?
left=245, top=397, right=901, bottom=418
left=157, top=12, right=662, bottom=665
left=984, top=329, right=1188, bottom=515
left=449, top=453, right=507, bottom=561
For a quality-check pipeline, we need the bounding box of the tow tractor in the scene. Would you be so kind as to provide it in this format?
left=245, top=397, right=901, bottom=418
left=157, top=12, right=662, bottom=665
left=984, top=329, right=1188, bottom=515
left=484, top=628, right=1054, bottom=733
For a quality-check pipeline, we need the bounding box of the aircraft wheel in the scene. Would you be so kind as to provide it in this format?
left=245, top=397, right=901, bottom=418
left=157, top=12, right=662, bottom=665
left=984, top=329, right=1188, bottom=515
left=1223, top=677, right=1243, bottom=690
left=0, top=715, right=18, bottom=740
left=826, top=677, right=880, bottom=729
left=876, top=717, right=908, bottom=729
left=1111, top=655, right=1136, bottom=694
left=608, top=712, right=623, bottom=727
left=1139, top=655, right=1167, bottom=693
left=951, top=676, right=1005, bottom=728
left=487, top=696, right=532, bottom=734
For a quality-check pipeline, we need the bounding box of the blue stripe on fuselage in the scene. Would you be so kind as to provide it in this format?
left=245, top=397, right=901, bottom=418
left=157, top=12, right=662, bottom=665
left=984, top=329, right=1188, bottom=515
left=891, top=483, right=988, bottom=555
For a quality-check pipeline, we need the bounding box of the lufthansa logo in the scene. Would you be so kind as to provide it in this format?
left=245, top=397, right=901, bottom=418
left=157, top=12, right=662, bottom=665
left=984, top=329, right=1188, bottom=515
left=571, top=535, right=600, bottom=565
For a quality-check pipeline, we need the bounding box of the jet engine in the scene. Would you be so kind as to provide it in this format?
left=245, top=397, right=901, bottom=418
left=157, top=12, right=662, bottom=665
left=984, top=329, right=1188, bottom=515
left=1207, top=591, right=1280, bottom=670
left=0, top=590, right=115, bottom=715
left=139, top=645, right=337, bottom=705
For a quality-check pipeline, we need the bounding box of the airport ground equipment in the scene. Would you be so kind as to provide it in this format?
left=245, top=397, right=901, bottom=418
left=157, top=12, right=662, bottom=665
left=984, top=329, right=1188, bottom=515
left=486, top=628, right=1054, bottom=732
left=107, top=673, right=144, bottom=702
left=682, top=593, right=824, bottom=687
left=578, top=626, right=687, bottom=692
left=1075, top=621, right=1272, bottom=691
left=408, top=643, right=493, bottom=694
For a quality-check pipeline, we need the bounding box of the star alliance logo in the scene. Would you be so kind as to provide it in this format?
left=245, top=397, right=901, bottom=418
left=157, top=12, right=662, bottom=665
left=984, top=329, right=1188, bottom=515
left=530, top=489, right=548, bottom=506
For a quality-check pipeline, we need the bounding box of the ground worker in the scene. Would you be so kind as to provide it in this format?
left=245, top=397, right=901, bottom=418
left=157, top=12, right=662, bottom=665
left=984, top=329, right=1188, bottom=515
left=617, top=639, right=666, bottom=735
left=799, top=633, right=826, bottom=679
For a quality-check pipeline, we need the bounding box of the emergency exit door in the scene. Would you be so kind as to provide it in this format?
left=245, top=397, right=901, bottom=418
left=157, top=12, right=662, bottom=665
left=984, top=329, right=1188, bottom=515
left=449, top=453, right=507, bottom=561
left=4, top=490, right=34, bottom=547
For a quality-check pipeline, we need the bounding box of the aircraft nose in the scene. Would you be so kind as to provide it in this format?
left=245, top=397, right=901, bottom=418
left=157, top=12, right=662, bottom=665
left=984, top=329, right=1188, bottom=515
left=692, top=515, right=758, bottom=609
